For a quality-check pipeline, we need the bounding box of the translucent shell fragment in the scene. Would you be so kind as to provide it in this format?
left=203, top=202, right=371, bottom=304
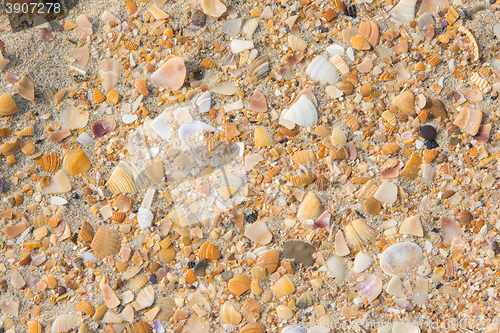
left=453, top=107, right=482, bottom=136
left=297, top=192, right=323, bottom=221
left=201, top=0, right=226, bottom=18
left=99, top=59, right=121, bottom=92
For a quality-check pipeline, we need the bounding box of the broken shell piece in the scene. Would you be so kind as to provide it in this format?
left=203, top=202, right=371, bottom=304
left=400, top=152, right=422, bottom=180
left=69, top=47, right=89, bottom=68
left=374, top=181, right=397, bottom=204
left=297, top=192, right=323, bottom=221
left=440, top=217, right=463, bottom=243
left=152, top=57, right=186, bottom=90
left=16, top=76, right=34, bottom=101
left=0, top=136, right=19, bottom=155
left=399, top=216, right=423, bottom=237
left=228, top=275, right=251, bottom=296
left=271, top=274, right=295, bottom=298
left=51, top=314, right=81, bottom=333
left=92, top=118, right=116, bottom=137
left=91, top=226, right=120, bottom=258
left=195, top=91, right=211, bottom=113
left=60, top=104, right=89, bottom=130
left=291, top=150, right=316, bottom=165
left=379, top=242, right=423, bottom=276
left=134, top=77, right=149, bottom=96
left=330, top=128, right=346, bottom=147
left=422, top=149, right=438, bottom=164
left=42, top=170, right=72, bottom=194
left=220, top=301, right=242, bottom=325
left=99, top=59, right=121, bottom=92
left=245, top=220, right=272, bottom=245
left=256, top=249, right=279, bottom=273
left=453, top=107, right=482, bottom=136
left=306, top=55, right=339, bottom=85
left=248, top=89, right=267, bottom=112
left=15, top=126, right=34, bottom=136
left=473, top=123, right=491, bottom=143
left=201, top=0, right=226, bottom=18
left=230, top=39, right=254, bottom=55
left=358, top=20, right=379, bottom=46
left=346, top=272, right=382, bottom=302
left=254, top=126, right=273, bottom=147
left=243, top=18, right=259, bottom=38
left=353, top=252, right=373, bottom=273
left=394, top=91, right=415, bottom=116
left=248, top=55, right=270, bottom=79
left=351, top=35, right=370, bottom=50
left=101, top=284, right=120, bottom=308
left=148, top=4, right=168, bottom=19
left=199, top=241, right=221, bottom=260
left=106, top=161, right=149, bottom=194
left=283, top=95, right=317, bottom=127
left=132, top=286, right=154, bottom=310
left=335, top=230, right=350, bottom=256
left=330, top=55, right=349, bottom=75
left=288, top=35, right=307, bottom=51
left=389, top=0, right=418, bottom=24
left=76, top=15, right=93, bottom=39
left=36, top=153, right=62, bottom=173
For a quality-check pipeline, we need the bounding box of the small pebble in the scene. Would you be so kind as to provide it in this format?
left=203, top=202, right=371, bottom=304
left=419, top=125, right=437, bottom=140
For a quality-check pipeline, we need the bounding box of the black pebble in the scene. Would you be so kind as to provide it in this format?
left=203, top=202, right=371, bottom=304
left=194, top=259, right=207, bottom=277
left=420, top=125, right=437, bottom=140
left=149, top=273, right=158, bottom=284
left=424, top=140, right=439, bottom=149
left=344, top=5, right=356, bottom=18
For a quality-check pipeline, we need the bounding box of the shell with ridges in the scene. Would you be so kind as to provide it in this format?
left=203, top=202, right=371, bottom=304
left=50, top=314, right=81, bottom=333
left=93, top=88, right=105, bottom=103
left=36, top=153, right=62, bottom=173
left=381, top=143, right=399, bottom=155
left=256, top=249, right=280, bottom=273
left=458, top=26, right=479, bottom=63
left=240, top=323, right=266, bottom=333
left=241, top=298, right=262, bottom=324
left=248, top=55, right=270, bottom=79
left=297, top=191, right=323, bottom=221
left=330, top=55, right=349, bottom=75
left=400, top=152, right=422, bottom=180
left=345, top=115, right=359, bottom=130
left=127, top=321, right=153, bottom=333
left=199, top=241, right=221, bottom=260
left=381, top=110, right=396, bottom=126
left=271, top=274, right=295, bottom=298
left=107, top=89, right=119, bottom=104
left=306, top=55, right=339, bottom=85
left=352, top=219, right=377, bottom=242
left=422, top=149, right=438, bottom=163
left=28, top=321, right=42, bottom=333
left=470, top=72, right=490, bottom=94
left=79, top=221, right=94, bottom=242
left=243, top=18, right=259, bottom=38
left=90, top=226, right=120, bottom=258
left=358, top=20, right=379, bottom=46
left=276, top=305, right=293, bottom=320
left=288, top=35, right=307, bottom=51
left=20, top=139, right=36, bottom=155
left=389, top=0, right=418, bottom=24
left=220, top=301, right=242, bottom=325
left=14, top=126, right=34, bottom=136
left=0, top=136, right=19, bottom=155
left=106, top=161, right=149, bottom=194
left=330, top=128, right=347, bottom=147
left=132, top=285, right=154, bottom=310
left=393, top=91, right=415, bottom=115
left=290, top=172, right=316, bottom=187
left=291, top=150, right=316, bottom=165
left=283, top=95, right=317, bottom=127
left=228, top=275, right=251, bottom=296
left=195, top=91, right=211, bottom=113
left=0, top=94, right=17, bottom=116
left=63, top=146, right=91, bottom=176
left=230, top=39, right=254, bottom=54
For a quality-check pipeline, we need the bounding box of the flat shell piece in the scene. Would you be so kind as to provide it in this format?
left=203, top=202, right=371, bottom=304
left=380, top=242, right=423, bottom=276
left=245, top=220, right=272, bottom=244
left=283, top=240, right=315, bottom=266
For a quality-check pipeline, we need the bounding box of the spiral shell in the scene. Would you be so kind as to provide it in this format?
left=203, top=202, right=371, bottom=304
left=271, top=274, right=295, bottom=298
left=0, top=136, right=19, bottom=155
left=127, top=321, right=153, bottom=333
left=422, top=149, right=438, bottom=164
left=0, top=94, right=17, bottom=116
left=330, top=55, right=349, bottom=76
left=290, top=172, right=316, bottom=187
left=288, top=35, right=307, bottom=51
left=230, top=39, right=254, bottom=54
left=228, top=275, right=251, bottom=296
left=470, top=72, right=490, bottom=94
left=256, top=249, right=280, bottom=273
left=36, top=153, right=62, bottom=173
left=91, top=226, right=120, bottom=258
left=400, top=152, right=422, bottom=180
left=240, top=323, right=266, bottom=333
left=132, top=285, right=154, bottom=310
left=14, top=126, right=34, bottom=136
left=358, top=20, right=379, bottom=46
left=220, top=301, right=242, bottom=325
left=198, top=241, right=221, bottom=260
left=243, top=18, right=259, bottom=38
left=93, top=88, right=105, bottom=104
left=63, top=146, right=91, bottom=176
left=291, top=150, right=316, bottom=165
left=77, top=301, right=95, bottom=316
left=107, top=89, right=119, bottom=104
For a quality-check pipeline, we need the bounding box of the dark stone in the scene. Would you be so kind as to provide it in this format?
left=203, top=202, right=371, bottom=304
left=149, top=273, right=158, bottom=284
left=419, top=125, right=437, bottom=140
left=283, top=240, right=316, bottom=267
left=424, top=140, right=439, bottom=149
left=194, top=258, right=207, bottom=277
left=449, top=137, right=460, bottom=146
left=187, top=261, right=196, bottom=269
left=245, top=211, right=258, bottom=223
left=57, top=286, right=66, bottom=296
left=344, top=5, right=356, bottom=18
left=221, top=271, right=233, bottom=281
left=423, top=99, right=448, bottom=119
left=493, top=241, right=500, bottom=256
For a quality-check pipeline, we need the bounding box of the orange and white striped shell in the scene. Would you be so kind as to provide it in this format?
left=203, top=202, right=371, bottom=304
left=63, top=146, right=91, bottom=176
left=36, top=153, right=62, bottom=173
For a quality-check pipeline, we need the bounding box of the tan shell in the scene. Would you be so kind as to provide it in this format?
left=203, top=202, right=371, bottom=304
left=63, top=146, right=91, bottom=176
left=422, top=149, right=438, bottom=164
left=127, top=321, right=153, bottom=333
left=0, top=94, right=17, bottom=116
left=330, top=128, right=347, bottom=147
left=27, top=321, right=42, bottom=333
left=132, top=285, right=154, bottom=310
left=358, top=20, right=379, bottom=46
left=330, top=55, right=349, bottom=75
left=331, top=146, right=348, bottom=160
left=125, top=40, right=138, bottom=50
left=322, top=7, right=338, bottom=22
left=79, top=221, right=94, bottom=242
left=0, top=128, right=11, bottom=138
left=290, top=172, right=316, bottom=187
left=0, top=136, right=19, bottom=155
left=16, top=75, right=35, bottom=101
left=345, top=115, right=359, bottom=131
left=458, top=26, right=479, bottom=63
left=36, top=153, right=62, bottom=173
left=314, top=125, right=331, bottom=138
left=470, top=72, right=490, bottom=94
left=144, top=159, right=164, bottom=183
left=250, top=279, right=262, bottom=295
left=107, top=89, right=119, bottom=104
left=379, top=70, right=394, bottom=81
left=51, top=314, right=81, bottom=333
left=220, top=301, right=242, bottom=325
left=112, top=212, right=126, bottom=223
left=394, top=91, right=415, bottom=116
left=426, top=56, right=441, bottom=66
left=20, top=139, right=36, bottom=156
left=134, top=77, right=149, bottom=96
left=297, top=191, right=323, bottom=221
left=400, top=152, right=422, bottom=180
left=381, top=143, right=399, bottom=155
left=14, top=126, right=34, bottom=136
left=125, top=0, right=137, bottom=14
left=240, top=323, right=265, bottom=333
left=106, top=161, right=148, bottom=194
left=254, top=126, right=273, bottom=147
left=198, top=241, right=221, bottom=260
left=93, top=88, right=105, bottom=103
left=288, top=35, right=307, bottom=51
left=351, top=35, right=371, bottom=50
left=381, top=110, right=396, bottom=126
left=250, top=266, right=267, bottom=281
left=271, top=274, right=295, bottom=298
left=91, top=226, right=120, bottom=258
left=77, top=301, right=95, bottom=316
left=200, top=58, right=216, bottom=69
left=248, top=55, right=270, bottom=79
left=291, top=150, right=316, bottom=165
left=256, top=249, right=279, bottom=273
left=352, top=219, right=377, bottom=242
left=228, top=275, right=251, bottom=296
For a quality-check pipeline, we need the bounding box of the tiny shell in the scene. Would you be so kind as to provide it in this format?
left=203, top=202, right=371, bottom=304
left=93, top=88, right=105, bottom=103
left=351, top=35, right=370, bottom=50
left=91, top=226, right=120, bottom=258
left=381, top=143, right=399, bottom=155
left=296, top=292, right=314, bottom=309
left=291, top=150, right=316, bottom=165
left=14, top=126, right=34, bottom=136
left=288, top=35, right=307, bottom=51
left=106, top=161, right=148, bottom=194
left=330, top=128, right=347, bottom=147
left=27, top=321, right=42, bottom=333
left=79, top=221, right=94, bottom=242
left=422, top=149, right=438, bottom=163
left=381, top=110, right=396, bottom=126
left=248, top=55, right=270, bottom=79
left=152, top=57, right=186, bottom=90
left=144, top=159, right=164, bottom=183
left=440, top=217, right=463, bottom=243
left=271, top=274, right=295, bottom=298
left=241, top=298, right=262, bottom=323
left=297, top=192, right=323, bottom=221
left=69, top=47, right=89, bottom=68
left=99, top=59, right=120, bottom=92
left=351, top=219, right=377, bottom=242
left=92, top=118, right=116, bottom=137
left=306, top=55, right=339, bottom=85
left=198, top=241, right=221, bottom=260
left=20, top=139, right=36, bottom=155
left=220, top=301, right=242, bottom=325
left=394, top=91, right=415, bottom=116
left=0, top=94, right=17, bottom=116
left=290, top=172, right=316, bottom=187
left=243, top=18, right=259, bottom=38
left=36, top=153, right=62, bottom=173
left=51, top=314, right=81, bottom=333
left=276, top=304, right=293, bottom=320
left=400, top=216, right=423, bottom=237
left=248, top=89, right=267, bottom=112
left=254, top=126, right=273, bottom=147
left=228, top=275, right=251, bottom=296
left=107, top=89, right=119, bottom=104
left=230, top=39, right=254, bottom=54
left=245, top=220, right=272, bottom=245
left=330, top=55, right=349, bottom=76
left=256, top=249, right=280, bottom=273
left=400, top=152, right=422, bottom=180
left=284, top=95, right=317, bottom=127
left=196, top=91, right=211, bottom=113
left=334, top=230, right=350, bottom=256
left=379, top=242, right=423, bottom=276
left=16, top=76, right=34, bottom=101
left=132, top=285, right=154, bottom=310
left=63, top=146, right=91, bottom=176
left=76, top=15, right=92, bottom=39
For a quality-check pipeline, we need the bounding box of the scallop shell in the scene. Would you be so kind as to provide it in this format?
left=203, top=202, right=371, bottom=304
left=271, top=274, right=295, bottom=298
left=358, top=21, right=379, bottom=46
left=228, top=275, right=251, bottom=296
left=16, top=75, right=35, bottom=101
left=381, top=110, right=396, bottom=126
left=276, top=305, right=293, bottom=320
left=91, top=226, right=120, bottom=258
left=248, top=55, right=270, bottom=79
left=379, top=242, right=423, bottom=276
left=107, top=89, right=119, bottom=104
left=152, top=57, right=186, bottom=90
left=99, top=59, right=121, bottom=92
left=291, top=150, right=316, bottom=165
left=297, top=191, right=323, bottom=221
left=458, top=26, right=479, bottom=63
left=125, top=40, right=138, bottom=50
left=195, top=91, right=211, bottom=113
left=329, top=55, right=349, bottom=76
left=199, top=241, right=221, bottom=260
left=0, top=136, right=19, bottom=155
left=79, top=221, right=94, bottom=242
left=254, top=126, right=273, bottom=147
left=381, top=143, right=399, bottom=155
left=201, top=0, right=226, bottom=18
left=393, top=91, right=415, bottom=116
left=63, top=146, right=91, bottom=176
left=220, top=301, right=242, bottom=325
left=127, top=321, right=153, bottom=333
left=93, top=88, right=105, bottom=103
left=106, top=161, right=149, bottom=194
left=352, top=219, right=377, bottom=242
left=230, top=39, right=254, bottom=54
left=0, top=94, right=17, bottom=116
left=290, top=172, right=316, bottom=187
left=28, top=321, right=42, bottom=333
left=240, top=323, right=265, bottom=333
left=14, top=126, right=34, bottom=136
left=470, top=72, right=490, bottom=94
left=256, top=249, right=280, bottom=273
left=51, top=314, right=81, bottom=333
left=330, top=128, right=347, bottom=147
left=36, top=153, right=62, bottom=173
left=243, top=18, right=259, bottom=38
left=306, top=55, right=339, bottom=85
left=132, top=285, right=154, bottom=310
left=400, top=152, right=422, bottom=180
left=288, top=35, right=307, bottom=51
left=426, top=56, right=441, bottom=66
left=77, top=301, right=95, bottom=316
left=20, top=139, right=36, bottom=156
left=389, top=0, right=418, bottom=24
left=422, top=149, right=438, bottom=163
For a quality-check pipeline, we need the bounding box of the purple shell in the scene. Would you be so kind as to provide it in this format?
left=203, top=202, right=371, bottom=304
left=92, top=118, right=117, bottom=137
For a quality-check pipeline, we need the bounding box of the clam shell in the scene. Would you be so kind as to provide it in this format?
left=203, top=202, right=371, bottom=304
left=220, top=301, right=242, bottom=325
left=200, top=58, right=216, bottom=69
left=248, top=55, right=270, bottom=79
left=256, top=249, right=280, bottom=273
left=132, top=285, right=154, bottom=310
left=374, top=181, right=398, bottom=204
left=77, top=301, right=95, bottom=316
left=400, top=216, right=423, bottom=237
left=127, top=321, right=153, bottom=333
left=389, top=0, right=418, bottom=24
left=352, top=219, right=377, bottom=242
left=198, top=241, right=221, bottom=260
left=400, top=152, right=422, bottom=180
left=271, top=274, right=295, bottom=298
left=330, top=128, right=347, bottom=147
left=228, top=275, right=251, bottom=296
left=69, top=46, right=89, bottom=69
left=230, top=39, right=254, bottom=54
left=243, top=18, right=259, bottom=38
left=92, top=118, right=116, bottom=137
left=91, top=226, right=120, bottom=258
left=0, top=136, right=19, bottom=155
left=358, top=20, right=379, bottom=46
left=291, top=150, right=316, bottom=165
left=14, top=126, right=34, bottom=136
left=195, top=91, right=211, bottom=113
left=306, top=55, right=339, bottom=85
left=20, top=139, right=36, bottom=155
left=297, top=192, right=323, bottom=221
left=245, top=220, right=272, bottom=245
left=99, top=59, right=121, bottom=92
left=353, top=252, right=373, bottom=273
left=107, top=89, right=119, bottom=104
left=240, top=324, right=265, bottom=333
left=36, top=153, right=62, bottom=173
left=152, top=57, right=186, bottom=90
left=241, top=298, right=262, bottom=323
left=288, top=35, right=307, bottom=51
left=346, top=271, right=382, bottom=302
left=276, top=305, right=293, bottom=320
left=250, top=280, right=263, bottom=295
left=248, top=89, right=267, bottom=112
left=106, top=161, right=149, bottom=194
left=381, top=143, right=399, bottom=155
left=453, top=107, right=482, bottom=136
left=393, top=91, right=415, bottom=116
left=379, top=242, right=423, bottom=276
left=290, top=172, right=316, bottom=187
left=254, top=126, right=273, bottom=147
left=16, top=75, right=34, bottom=101
left=201, top=0, right=226, bottom=18
left=51, top=314, right=81, bottom=333
left=331, top=146, right=348, bottom=160
left=0, top=94, right=17, bottom=116
left=284, top=95, right=317, bottom=127
left=79, top=221, right=94, bottom=242
left=63, top=146, right=91, bottom=176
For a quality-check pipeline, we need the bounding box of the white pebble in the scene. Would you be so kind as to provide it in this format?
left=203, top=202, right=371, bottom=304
left=51, top=196, right=67, bottom=205
left=122, top=114, right=138, bottom=124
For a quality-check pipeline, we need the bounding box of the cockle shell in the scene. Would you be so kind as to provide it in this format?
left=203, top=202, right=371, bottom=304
left=245, top=220, right=272, bottom=244
left=220, top=301, right=242, bottom=325
left=77, top=301, right=95, bottom=316
left=79, top=221, right=94, bottom=242
left=353, top=252, right=373, bottom=273
left=248, top=55, right=270, bottom=79
left=296, top=292, right=314, bottom=309
left=380, top=242, right=423, bottom=276
left=453, top=107, right=482, bottom=136
left=16, top=75, right=34, bottom=101
left=389, top=0, right=418, bottom=24
left=0, top=94, right=17, bottom=116
left=297, top=192, right=323, bottom=221
left=241, top=298, right=262, bottom=323
left=290, top=172, right=316, bottom=187
left=127, top=321, right=153, bottom=333
left=400, top=152, right=422, bottom=180
left=400, top=216, right=423, bottom=237
left=132, top=285, right=154, bottom=310
left=291, top=150, right=316, bottom=165
left=195, top=91, right=211, bottom=113
left=243, top=18, right=259, bottom=38
left=358, top=21, right=379, bottom=46
left=36, top=153, right=62, bottom=173
left=271, top=274, right=295, bottom=298
left=0, top=136, right=19, bottom=155
left=351, top=219, right=377, bottom=243
left=228, top=275, right=251, bottom=296
left=306, top=55, right=339, bottom=85
left=201, top=0, right=226, bottom=18
left=99, top=59, right=120, bottom=92
left=107, top=89, right=119, bottom=104
left=254, top=126, right=273, bottom=147
left=288, top=35, right=307, bottom=51
left=345, top=227, right=362, bottom=249
left=91, top=226, right=120, bottom=258
left=51, top=314, right=81, bottom=333
left=230, top=39, right=254, bottom=54
left=106, top=161, right=149, bottom=194
left=152, top=57, right=186, bottom=90
left=63, top=146, right=91, bottom=176
left=346, top=271, right=382, bottom=302
left=256, top=249, right=280, bottom=273
left=93, top=88, right=105, bottom=104
left=283, top=95, right=317, bottom=127
left=394, top=91, right=415, bottom=115
left=198, top=241, right=221, bottom=260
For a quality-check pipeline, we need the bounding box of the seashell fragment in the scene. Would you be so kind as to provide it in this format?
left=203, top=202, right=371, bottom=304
left=69, top=47, right=89, bottom=68
left=14, top=126, right=34, bottom=136
left=128, top=321, right=153, bottom=333
left=20, top=139, right=36, bottom=155
left=330, top=128, right=347, bottom=147
left=284, top=95, right=317, bottom=127
left=440, top=217, right=462, bottom=243
left=353, top=252, right=373, bottom=273
left=380, top=242, right=423, bottom=276
left=381, top=143, right=399, bottom=155
left=222, top=18, right=241, bottom=37
left=330, top=55, right=349, bottom=75
left=0, top=136, right=19, bottom=155
left=106, top=161, right=148, bottom=194
left=42, top=170, right=72, bottom=193
left=400, top=152, right=422, bottom=180
left=76, top=15, right=92, bottom=39
left=36, top=153, right=62, bottom=173
left=389, top=0, right=418, bottom=24
left=63, top=146, right=91, bottom=176
left=254, top=126, right=273, bottom=147
left=230, top=39, right=254, bottom=54
left=101, top=284, right=120, bottom=308
left=297, top=192, right=323, bottom=221
left=248, top=89, right=267, bottom=112
left=290, top=172, right=316, bottom=187
left=271, top=274, right=295, bottom=298
left=195, top=91, right=211, bottom=113
left=276, top=305, right=293, bottom=320
left=228, top=275, right=251, bottom=296
left=458, top=26, right=479, bottom=63
left=152, top=57, right=186, bottom=90
left=291, top=150, right=316, bottom=165
left=99, top=59, right=121, bottom=92
left=91, top=226, right=120, bottom=258
left=198, top=241, right=221, bottom=260
left=248, top=55, right=270, bottom=79
left=16, top=76, right=34, bottom=101
left=245, top=220, right=272, bottom=245
left=422, top=149, right=438, bottom=163
left=79, top=221, right=94, bottom=242
left=400, top=216, right=423, bottom=237
left=288, top=35, right=307, bottom=51
left=92, top=118, right=116, bottom=137
left=306, top=55, right=339, bottom=85
left=134, top=77, right=149, bottom=96
left=107, top=89, right=119, bottom=104
left=393, top=91, right=415, bottom=115
left=243, top=18, right=259, bottom=38
left=0, top=94, right=18, bottom=116
left=351, top=35, right=370, bottom=50
left=374, top=181, right=397, bottom=204
left=220, top=301, right=242, bottom=325
left=132, top=285, right=154, bottom=310
left=335, top=230, right=350, bottom=256
left=51, top=314, right=81, bottom=333
left=358, top=21, right=379, bottom=46
left=201, top=0, right=226, bottom=18
left=27, top=321, right=42, bottom=333
left=346, top=272, right=382, bottom=302
left=148, top=4, right=168, bottom=19
left=256, top=249, right=279, bottom=273
left=453, top=107, right=482, bottom=136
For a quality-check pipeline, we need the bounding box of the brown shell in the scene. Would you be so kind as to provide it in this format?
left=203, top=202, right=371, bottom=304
left=0, top=136, right=19, bottom=155
left=422, top=149, right=438, bottom=164
left=241, top=299, right=263, bottom=324
left=315, top=175, right=329, bottom=191
left=220, top=301, right=242, bottom=325
left=290, top=172, right=316, bottom=187
left=77, top=300, right=95, bottom=316
left=400, top=152, right=422, bottom=180
left=93, top=88, right=105, bottom=103
left=27, top=321, right=42, bottom=333
left=256, top=249, right=279, bottom=273
left=0, top=128, right=11, bottom=138
left=14, top=126, right=34, bottom=136
left=379, top=70, right=394, bottom=81
left=228, top=275, right=251, bottom=296
left=90, top=226, right=120, bottom=258
left=0, top=94, right=18, bottom=116
left=125, top=40, right=138, bottom=50
left=331, top=146, right=348, bottom=160
left=63, top=146, right=91, bottom=176
left=322, top=7, right=337, bottom=22
left=291, top=150, right=316, bottom=165
left=200, top=58, right=216, bottom=69
left=112, top=212, right=126, bottom=223
left=127, top=321, right=153, bottom=333
left=351, top=35, right=370, bottom=50
left=36, top=153, right=62, bottom=173
left=358, top=20, right=379, bottom=47
left=20, top=139, right=36, bottom=155
left=198, top=241, right=221, bottom=260
left=383, top=30, right=398, bottom=41
left=107, top=89, right=119, bottom=104
left=79, top=221, right=94, bottom=242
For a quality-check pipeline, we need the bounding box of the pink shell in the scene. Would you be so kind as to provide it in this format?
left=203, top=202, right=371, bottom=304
left=151, top=57, right=186, bottom=90
left=92, top=118, right=116, bottom=137
left=440, top=217, right=463, bottom=243
left=347, top=271, right=382, bottom=302
left=473, top=123, right=491, bottom=143
left=248, top=89, right=267, bottom=113
left=314, top=211, right=331, bottom=229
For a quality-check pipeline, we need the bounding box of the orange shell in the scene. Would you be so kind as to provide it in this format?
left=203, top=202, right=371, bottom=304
left=127, top=321, right=153, bottom=333
left=90, top=226, right=120, bottom=258
left=228, top=275, right=251, bottom=296
left=400, top=152, right=422, bottom=180
left=107, top=89, right=119, bottom=104
left=125, top=40, right=138, bottom=50
left=422, top=149, right=438, bottom=164
left=255, top=249, right=280, bottom=273
left=93, top=88, right=105, bottom=103
left=79, top=221, right=94, bottom=242
left=27, top=321, right=42, bottom=333
left=271, top=274, right=295, bottom=298
left=358, top=20, right=379, bottom=47
left=200, top=58, right=216, bottom=69
left=291, top=150, right=316, bottom=165
left=0, top=94, right=18, bottom=116
left=290, top=172, right=316, bottom=187
left=241, top=299, right=263, bottom=324
left=36, top=153, right=62, bottom=173
left=63, top=146, right=91, bottom=176
left=198, top=241, right=221, bottom=260
left=77, top=300, right=95, bottom=316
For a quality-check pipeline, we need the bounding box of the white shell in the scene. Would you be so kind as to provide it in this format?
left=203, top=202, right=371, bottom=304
left=51, top=314, right=81, bottom=333
left=306, top=55, right=339, bottom=85
left=326, top=255, right=345, bottom=283
left=230, top=39, right=254, bottom=54
left=132, top=285, right=154, bottom=310
left=326, top=44, right=344, bottom=56
left=282, top=325, right=305, bottom=333
left=307, top=326, right=330, bottom=333
left=389, top=0, right=418, bottom=24
left=379, top=242, right=423, bottom=276
left=399, top=216, right=423, bottom=237
left=195, top=91, right=211, bottom=113
left=222, top=19, right=241, bottom=37
left=283, top=95, right=317, bottom=127
left=421, top=163, right=435, bottom=181
left=353, top=252, right=373, bottom=273
left=243, top=18, right=259, bottom=38
left=414, top=276, right=428, bottom=305
left=374, top=181, right=398, bottom=204
left=386, top=276, right=403, bottom=297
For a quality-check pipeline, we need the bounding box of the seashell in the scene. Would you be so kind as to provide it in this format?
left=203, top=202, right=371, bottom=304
left=248, top=89, right=267, bottom=113
left=335, top=230, right=350, bottom=256
left=458, top=26, right=479, bottom=63
left=250, top=280, right=263, bottom=295
left=14, top=126, right=34, bottom=136
left=345, top=115, right=359, bottom=130
left=231, top=39, right=254, bottom=54
left=249, top=7, right=261, bottom=17
left=380, top=242, right=423, bottom=276
left=79, top=221, right=94, bottom=242
left=222, top=19, right=242, bottom=37
left=158, top=247, right=175, bottom=263
left=243, top=18, right=259, bottom=38
left=51, top=314, right=81, bottom=333
left=220, top=301, right=242, bottom=325
left=241, top=298, right=262, bottom=323
left=77, top=301, right=95, bottom=316
left=400, top=152, right=422, bottom=180
left=201, top=0, right=226, bottom=18
left=353, top=252, right=373, bottom=273
left=148, top=4, right=168, bottom=19
left=107, top=89, right=119, bottom=104
left=144, top=159, right=164, bottom=183
left=0, top=128, right=11, bottom=137
left=91, top=226, right=120, bottom=258
left=346, top=272, right=382, bottom=302
left=256, top=249, right=280, bottom=273
left=290, top=172, right=316, bottom=187
left=352, top=219, right=377, bottom=243
left=314, top=175, right=329, bottom=191
left=134, top=77, right=149, bottom=96
left=381, top=110, right=396, bottom=126
left=389, top=0, right=418, bottom=24
left=306, top=55, right=339, bottom=85
left=426, top=56, right=441, bottom=66
left=127, top=321, right=153, bottom=333
left=363, top=195, right=381, bottom=215
left=322, top=7, right=338, bottom=22
left=251, top=266, right=267, bottom=280
left=132, top=285, right=154, bottom=310
left=314, top=125, right=331, bottom=138
left=218, top=172, right=242, bottom=199
left=0, top=94, right=17, bottom=116
left=112, top=212, right=126, bottom=223
left=93, top=88, right=105, bottom=104
left=92, top=118, right=116, bottom=137
left=330, top=55, right=349, bottom=75
left=331, top=146, right=348, bottom=160
left=464, top=88, right=483, bottom=102
left=125, top=40, right=138, bottom=50
left=381, top=143, right=399, bottom=155
left=374, top=181, right=398, bottom=203
left=27, top=321, right=42, bottom=333
left=276, top=305, right=293, bottom=320
left=200, top=58, right=216, bottom=69
left=282, top=325, right=305, bottom=333
left=20, top=139, right=36, bottom=155
left=0, top=136, right=19, bottom=155
left=228, top=275, right=251, bottom=296
left=125, top=0, right=137, bottom=14
left=358, top=21, right=379, bottom=46
left=36, top=153, right=62, bottom=173
left=198, top=241, right=221, bottom=260
left=76, top=15, right=92, bottom=39
left=330, top=128, right=347, bottom=147
left=393, top=91, right=415, bottom=116
left=63, top=146, right=91, bottom=176
left=288, top=35, right=307, bottom=51
left=422, top=149, right=438, bottom=163
left=297, top=192, right=323, bottom=221
left=440, top=217, right=462, bottom=243
left=351, top=35, right=370, bottom=50
left=296, top=292, right=314, bottom=309
left=248, top=55, right=270, bottom=79
left=291, top=150, right=316, bottom=166
left=271, top=274, right=295, bottom=298
left=254, top=126, right=273, bottom=147
left=99, top=59, right=121, bottom=92
left=245, top=220, right=272, bottom=245
left=69, top=47, right=89, bottom=69
left=195, top=91, right=211, bottom=113
left=470, top=72, right=490, bottom=94
left=16, top=75, right=34, bottom=101
left=400, top=216, right=423, bottom=237
left=102, top=311, right=123, bottom=324
left=106, top=161, right=149, bottom=194
left=42, top=170, right=72, bottom=194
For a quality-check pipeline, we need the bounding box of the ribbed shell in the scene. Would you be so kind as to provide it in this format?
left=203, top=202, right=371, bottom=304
left=28, top=321, right=42, bottom=333
left=400, top=152, right=422, bottom=180
left=241, top=298, right=263, bottom=324
left=389, top=0, right=418, bottom=23
left=243, top=18, right=259, bottom=38
left=271, top=274, right=295, bottom=298
left=240, top=323, right=266, bottom=333
left=63, top=146, right=91, bottom=176
left=288, top=35, right=307, bottom=51
left=106, top=161, right=149, bottom=194
left=290, top=172, right=317, bottom=187
left=381, top=143, right=399, bottom=155
left=125, top=40, right=138, bottom=50
left=107, top=89, right=119, bottom=104
left=345, top=115, right=359, bottom=131
left=470, top=72, right=490, bottom=93
left=306, top=55, right=339, bottom=85
left=20, top=139, right=36, bottom=155
left=36, top=153, right=62, bottom=173
left=358, top=20, right=379, bottom=46
left=352, top=219, right=377, bottom=242
left=220, top=301, right=242, bottom=325
left=132, top=285, right=154, bottom=310
left=330, top=55, right=349, bottom=75
left=127, top=321, right=153, bottom=333
left=230, top=39, right=254, bottom=54
left=228, top=275, right=251, bottom=296
left=422, top=149, right=438, bottom=164
left=291, top=150, right=316, bottom=165
left=283, top=95, right=317, bottom=127
left=195, top=91, right=211, bottom=113
left=0, top=94, right=18, bottom=116
left=248, top=55, right=270, bottom=79
left=382, top=110, right=396, bottom=126
left=14, top=126, right=34, bottom=136
left=90, top=226, right=120, bottom=258
left=198, top=241, right=221, bottom=260
left=79, top=221, right=94, bottom=242
left=93, top=88, right=105, bottom=103
left=393, top=91, right=415, bottom=116
left=50, top=314, right=80, bottom=333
